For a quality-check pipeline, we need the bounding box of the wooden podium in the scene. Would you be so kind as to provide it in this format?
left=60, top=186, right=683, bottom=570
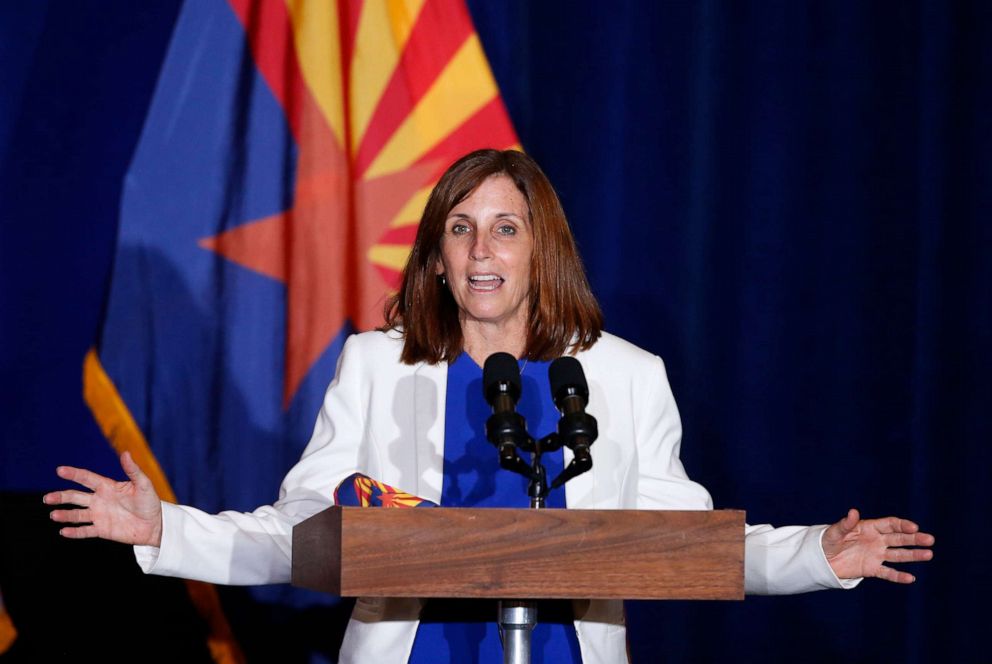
left=292, top=507, right=744, bottom=601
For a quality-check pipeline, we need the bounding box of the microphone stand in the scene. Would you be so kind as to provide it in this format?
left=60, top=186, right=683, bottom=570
left=495, top=434, right=575, bottom=664
left=499, top=598, right=538, bottom=664
left=497, top=437, right=546, bottom=664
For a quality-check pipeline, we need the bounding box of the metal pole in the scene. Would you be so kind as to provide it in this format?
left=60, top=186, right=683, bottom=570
left=499, top=599, right=538, bottom=664
left=500, top=458, right=544, bottom=664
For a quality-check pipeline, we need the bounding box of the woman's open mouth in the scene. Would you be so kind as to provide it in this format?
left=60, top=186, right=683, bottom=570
left=468, top=274, right=504, bottom=291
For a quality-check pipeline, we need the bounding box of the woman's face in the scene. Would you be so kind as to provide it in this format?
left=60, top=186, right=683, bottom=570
left=436, top=174, right=534, bottom=332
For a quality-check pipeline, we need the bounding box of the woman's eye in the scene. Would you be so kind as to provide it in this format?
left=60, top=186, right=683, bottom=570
left=450, top=223, right=470, bottom=235
left=496, top=224, right=517, bottom=236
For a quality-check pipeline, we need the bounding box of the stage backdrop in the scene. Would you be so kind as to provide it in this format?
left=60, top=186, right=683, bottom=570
left=1, top=1, right=989, bottom=663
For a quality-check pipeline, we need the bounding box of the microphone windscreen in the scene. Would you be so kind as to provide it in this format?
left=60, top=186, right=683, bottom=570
left=483, top=352, right=521, bottom=403
left=549, top=356, right=588, bottom=400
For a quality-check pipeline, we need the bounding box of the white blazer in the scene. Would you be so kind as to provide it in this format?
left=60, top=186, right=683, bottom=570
left=136, top=330, right=853, bottom=663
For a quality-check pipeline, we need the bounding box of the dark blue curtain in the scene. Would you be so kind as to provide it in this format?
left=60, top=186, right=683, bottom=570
left=1, top=1, right=988, bottom=662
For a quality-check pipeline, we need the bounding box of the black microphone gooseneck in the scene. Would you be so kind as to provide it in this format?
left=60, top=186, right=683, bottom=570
left=548, top=356, right=598, bottom=490
left=482, top=352, right=534, bottom=483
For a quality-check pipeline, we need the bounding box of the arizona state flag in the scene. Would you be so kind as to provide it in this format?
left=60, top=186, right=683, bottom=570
left=85, top=0, right=518, bottom=660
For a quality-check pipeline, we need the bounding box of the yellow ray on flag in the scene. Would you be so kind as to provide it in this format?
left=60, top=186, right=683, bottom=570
left=386, top=0, right=426, bottom=49
left=389, top=185, right=433, bottom=227
left=368, top=243, right=418, bottom=272
left=285, top=0, right=345, bottom=146
left=364, top=32, right=499, bottom=179
left=351, top=0, right=427, bottom=153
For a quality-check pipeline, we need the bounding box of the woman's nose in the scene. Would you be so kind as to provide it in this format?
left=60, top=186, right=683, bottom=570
left=469, top=233, right=492, bottom=260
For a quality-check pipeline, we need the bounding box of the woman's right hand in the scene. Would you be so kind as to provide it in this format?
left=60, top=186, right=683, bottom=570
left=43, top=451, right=163, bottom=547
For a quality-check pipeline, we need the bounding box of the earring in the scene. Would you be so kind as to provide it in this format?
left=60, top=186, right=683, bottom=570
left=439, top=274, right=447, bottom=286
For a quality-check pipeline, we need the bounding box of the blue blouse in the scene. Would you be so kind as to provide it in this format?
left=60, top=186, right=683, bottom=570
left=408, top=352, right=582, bottom=663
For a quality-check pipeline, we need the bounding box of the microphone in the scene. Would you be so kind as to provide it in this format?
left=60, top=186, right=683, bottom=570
left=483, top=353, right=532, bottom=475
left=549, top=356, right=597, bottom=488
left=483, top=352, right=522, bottom=418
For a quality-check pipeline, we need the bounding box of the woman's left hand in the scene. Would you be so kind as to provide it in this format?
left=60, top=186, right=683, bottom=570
left=823, top=508, right=934, bottom=582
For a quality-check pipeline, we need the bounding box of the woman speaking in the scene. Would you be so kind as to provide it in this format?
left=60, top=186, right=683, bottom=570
left=45, top=149, right=933, bottom=663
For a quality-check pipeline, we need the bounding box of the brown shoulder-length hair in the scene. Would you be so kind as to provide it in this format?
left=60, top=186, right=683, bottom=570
left=382, top=149, right=603, bottom=364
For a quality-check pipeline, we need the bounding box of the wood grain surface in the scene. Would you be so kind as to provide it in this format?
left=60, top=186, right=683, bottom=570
left=292, top=507, right=744, bottom=600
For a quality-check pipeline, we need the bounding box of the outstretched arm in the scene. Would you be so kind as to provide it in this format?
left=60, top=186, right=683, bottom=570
left=823, top=508, right=934, bottom=583
left=43, top=451, right=163, bottom=547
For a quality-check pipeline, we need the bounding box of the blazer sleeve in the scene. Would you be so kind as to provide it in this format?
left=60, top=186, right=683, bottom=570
left=133, top=333, right=370, bottom=585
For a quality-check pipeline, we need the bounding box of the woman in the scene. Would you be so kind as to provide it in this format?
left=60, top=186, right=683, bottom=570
left=45, top=150, right=933, bottom=663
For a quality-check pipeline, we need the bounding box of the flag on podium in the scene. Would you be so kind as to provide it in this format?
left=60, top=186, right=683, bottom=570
left=335, top=472, right=437, bottom=508
left=84, top=0, right=518, bottom=660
